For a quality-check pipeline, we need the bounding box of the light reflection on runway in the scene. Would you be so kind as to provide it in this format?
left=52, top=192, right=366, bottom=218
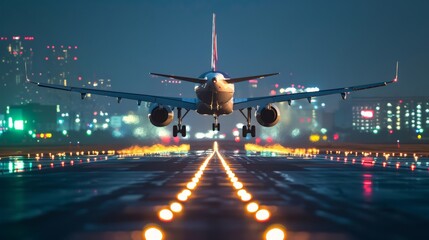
left=1, top=143, right=429, bottom=240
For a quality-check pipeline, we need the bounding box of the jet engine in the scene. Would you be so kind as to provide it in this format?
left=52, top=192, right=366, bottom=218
left=148, top=104, right=174, bottom=127
left=256, top=104, right=280, bottom=127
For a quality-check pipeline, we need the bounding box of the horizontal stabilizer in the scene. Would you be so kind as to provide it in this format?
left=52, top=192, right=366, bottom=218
left=225, top=73, right=279, bottom=83
left=151, top=73, right=206, bottom=84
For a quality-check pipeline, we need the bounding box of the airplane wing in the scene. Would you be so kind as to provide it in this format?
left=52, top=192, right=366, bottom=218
left=29, top=81, right=198, bottom=110
left=233, top=79, right=397, bottom=110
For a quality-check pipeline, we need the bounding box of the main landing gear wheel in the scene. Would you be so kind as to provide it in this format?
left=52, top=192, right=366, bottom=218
left=173, top=107, right=189, bottom=137
left=240, top=107, right=256, bottom=138
left=173, top=125, right=187, bottom=137
left=242, top=125, right=256, bottom=138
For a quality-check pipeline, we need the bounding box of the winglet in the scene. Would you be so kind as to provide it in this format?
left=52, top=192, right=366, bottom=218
left=394, top=61, right=399, bottom=82
left=24, top=61, right=30, bottom=82
left=24, top=61, right=38, bottom=85
left=211, top=13, right=218, bottom=71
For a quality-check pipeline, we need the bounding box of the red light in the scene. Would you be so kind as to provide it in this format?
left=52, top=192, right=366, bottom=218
left=411, top=165, right=415, bottom=171
left=78, top=76, right=82, bottom=81
left=396, top=162, right=400, bottom=169
left=333, top=133, right=339, bottom=141
left=275, top=83, right=279, bottom=88
left=266, top=137, right=273, bottom=143
left=307, top=118, right=311, bottom=123
left=270, top=90, right=276, bottom=96
left=173, top=137, right=180, bottom=144
left=73, top=57, right=78, bottom=61
left=234, top=136, right=240, bottom=143
left=47, top=46, right=50, bottom=49
left=74, top=46, right=78, bottom=49
left=389, top=130, right=393, bottom=134
left=93, top=111, right=98, bottom=116
left=45, top=57, right=49, bottom=61
left=361, top=110, right=374, bottom=119
left=255, top=137, right=261, bottom=144
left=382, top=162, right=387, bottom=167
left=52, top=45, right=55, bottom=49
left=57, top=57, right=61, bottom=60
left=161, top=136, right=171, bottom=144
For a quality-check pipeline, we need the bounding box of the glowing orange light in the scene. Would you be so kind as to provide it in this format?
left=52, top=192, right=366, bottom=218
left=265, top=227, right=286, bottom=240
left=192, top=177, right=199, bottom=183
left=177, top=193, right=188, bottom=201
left=143, top=227, right=163, bottom=240
left=382, top=162, right=387, bottom=167
left=246, top=202, right=259, bottom=213
left=237, top=189, right=247, bottom=197
left=255, top=209, right=270, bottom=221
left=241, top=193, right=252, bottom=202
left=170, top=202, right=183, bottom=213
left=233, top=181, right=243, bottom=190
left=158, top=209, right=173, bottom=221
left=231, top=177, right=238, bottom=183
left=182, top=189, right=191, bottom=197
left=187, top=182, right=196, bottom=190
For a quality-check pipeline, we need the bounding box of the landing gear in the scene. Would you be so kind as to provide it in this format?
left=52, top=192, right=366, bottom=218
left=173, top=108, right=189, bottom=137
left=212, top=116, right=220, bottom=131
left=239, top=107, right=256, bottom=137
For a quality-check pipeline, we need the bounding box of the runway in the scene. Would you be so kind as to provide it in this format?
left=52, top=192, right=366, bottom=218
left=1, top=143, right=429, bottom=240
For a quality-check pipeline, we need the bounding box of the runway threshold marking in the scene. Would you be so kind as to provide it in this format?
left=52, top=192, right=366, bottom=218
left=143, top=142, right=286, bottom=240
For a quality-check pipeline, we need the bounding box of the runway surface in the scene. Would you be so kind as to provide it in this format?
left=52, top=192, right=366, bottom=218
left=1, top=143, right=429, bottom=240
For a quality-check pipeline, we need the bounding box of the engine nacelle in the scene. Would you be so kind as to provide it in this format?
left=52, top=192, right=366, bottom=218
left=256, top=104, right=280, bottom=127
left=148, top=105, right=174, bottom=127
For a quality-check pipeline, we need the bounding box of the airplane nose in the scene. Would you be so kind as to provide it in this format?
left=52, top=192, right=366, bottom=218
left=211, top=77, right=217, bottom=83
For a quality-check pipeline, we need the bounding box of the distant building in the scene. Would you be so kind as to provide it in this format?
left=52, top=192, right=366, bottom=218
left=6, top=103, right=56, bottom=132
left=43, top=44, right=79, bottom=86
left=0, top=36, right=35, bottom=108
left=336, top=96, right=429, bottom=141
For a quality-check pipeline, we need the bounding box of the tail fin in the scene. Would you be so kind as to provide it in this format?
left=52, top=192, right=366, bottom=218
left=211, top=13, right=218, bottom=71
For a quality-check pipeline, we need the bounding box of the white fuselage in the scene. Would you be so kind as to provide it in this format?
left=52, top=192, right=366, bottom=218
left=195, top=72, right=234, bottom=115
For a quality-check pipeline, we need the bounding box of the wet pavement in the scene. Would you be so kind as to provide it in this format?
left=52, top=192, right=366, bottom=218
left=1, top=144, right=429, bottom=240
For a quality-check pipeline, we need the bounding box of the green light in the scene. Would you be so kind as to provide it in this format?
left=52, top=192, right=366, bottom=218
left=373, top=129, right=378, bottom=134
left=32, top=133, right=36, bottom=138
left=62, top=130, right=67, bottom=135
left=86, top=129, right=92, bottom=136
left=28, top=130, right=33, bottom=135
left=14, top=120, right=24, bottom=130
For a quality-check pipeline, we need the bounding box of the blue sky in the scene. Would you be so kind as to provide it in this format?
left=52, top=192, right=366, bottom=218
left=1, top=0, right=428, bottom=101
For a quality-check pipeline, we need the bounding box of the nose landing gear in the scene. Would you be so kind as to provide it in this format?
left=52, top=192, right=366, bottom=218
left=212, top=115, right=220, bottom=131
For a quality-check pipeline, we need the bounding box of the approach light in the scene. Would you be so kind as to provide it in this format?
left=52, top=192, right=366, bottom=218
left=143, top=227, right=163, bottom=240
left=246, top=202, right=259, bottom=213
left=255, top=209, right=270, bottom=222
left=158, top=209, right=173, bottom=221
left=265, top=227, right=286, bottom=240
left=170, top=202, right=183, bottom=213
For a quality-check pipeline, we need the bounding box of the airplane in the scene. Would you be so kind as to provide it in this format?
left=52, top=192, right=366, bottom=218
left=28, top=14, right=398, bottom=138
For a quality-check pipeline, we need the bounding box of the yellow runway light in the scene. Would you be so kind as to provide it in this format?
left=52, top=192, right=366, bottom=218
left=158, top=209, right=173, bottom=221
left=246, top=202, right=259, bottom=213
left=187, top=182, right=197, bottom=190
left=255, top=209, right=270, bottom=222
left=233, top=181, right=243, bottom=190
left=143, top=227, right=164, bottom=240
left=170, top=202, right=183, bottom=213
left=241, top=193, right=252, bottom=202
left=265, top=227, right=286, bottom=240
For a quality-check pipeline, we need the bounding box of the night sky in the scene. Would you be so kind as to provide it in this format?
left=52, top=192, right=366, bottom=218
left=1, top=0, right=428, bottom=105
